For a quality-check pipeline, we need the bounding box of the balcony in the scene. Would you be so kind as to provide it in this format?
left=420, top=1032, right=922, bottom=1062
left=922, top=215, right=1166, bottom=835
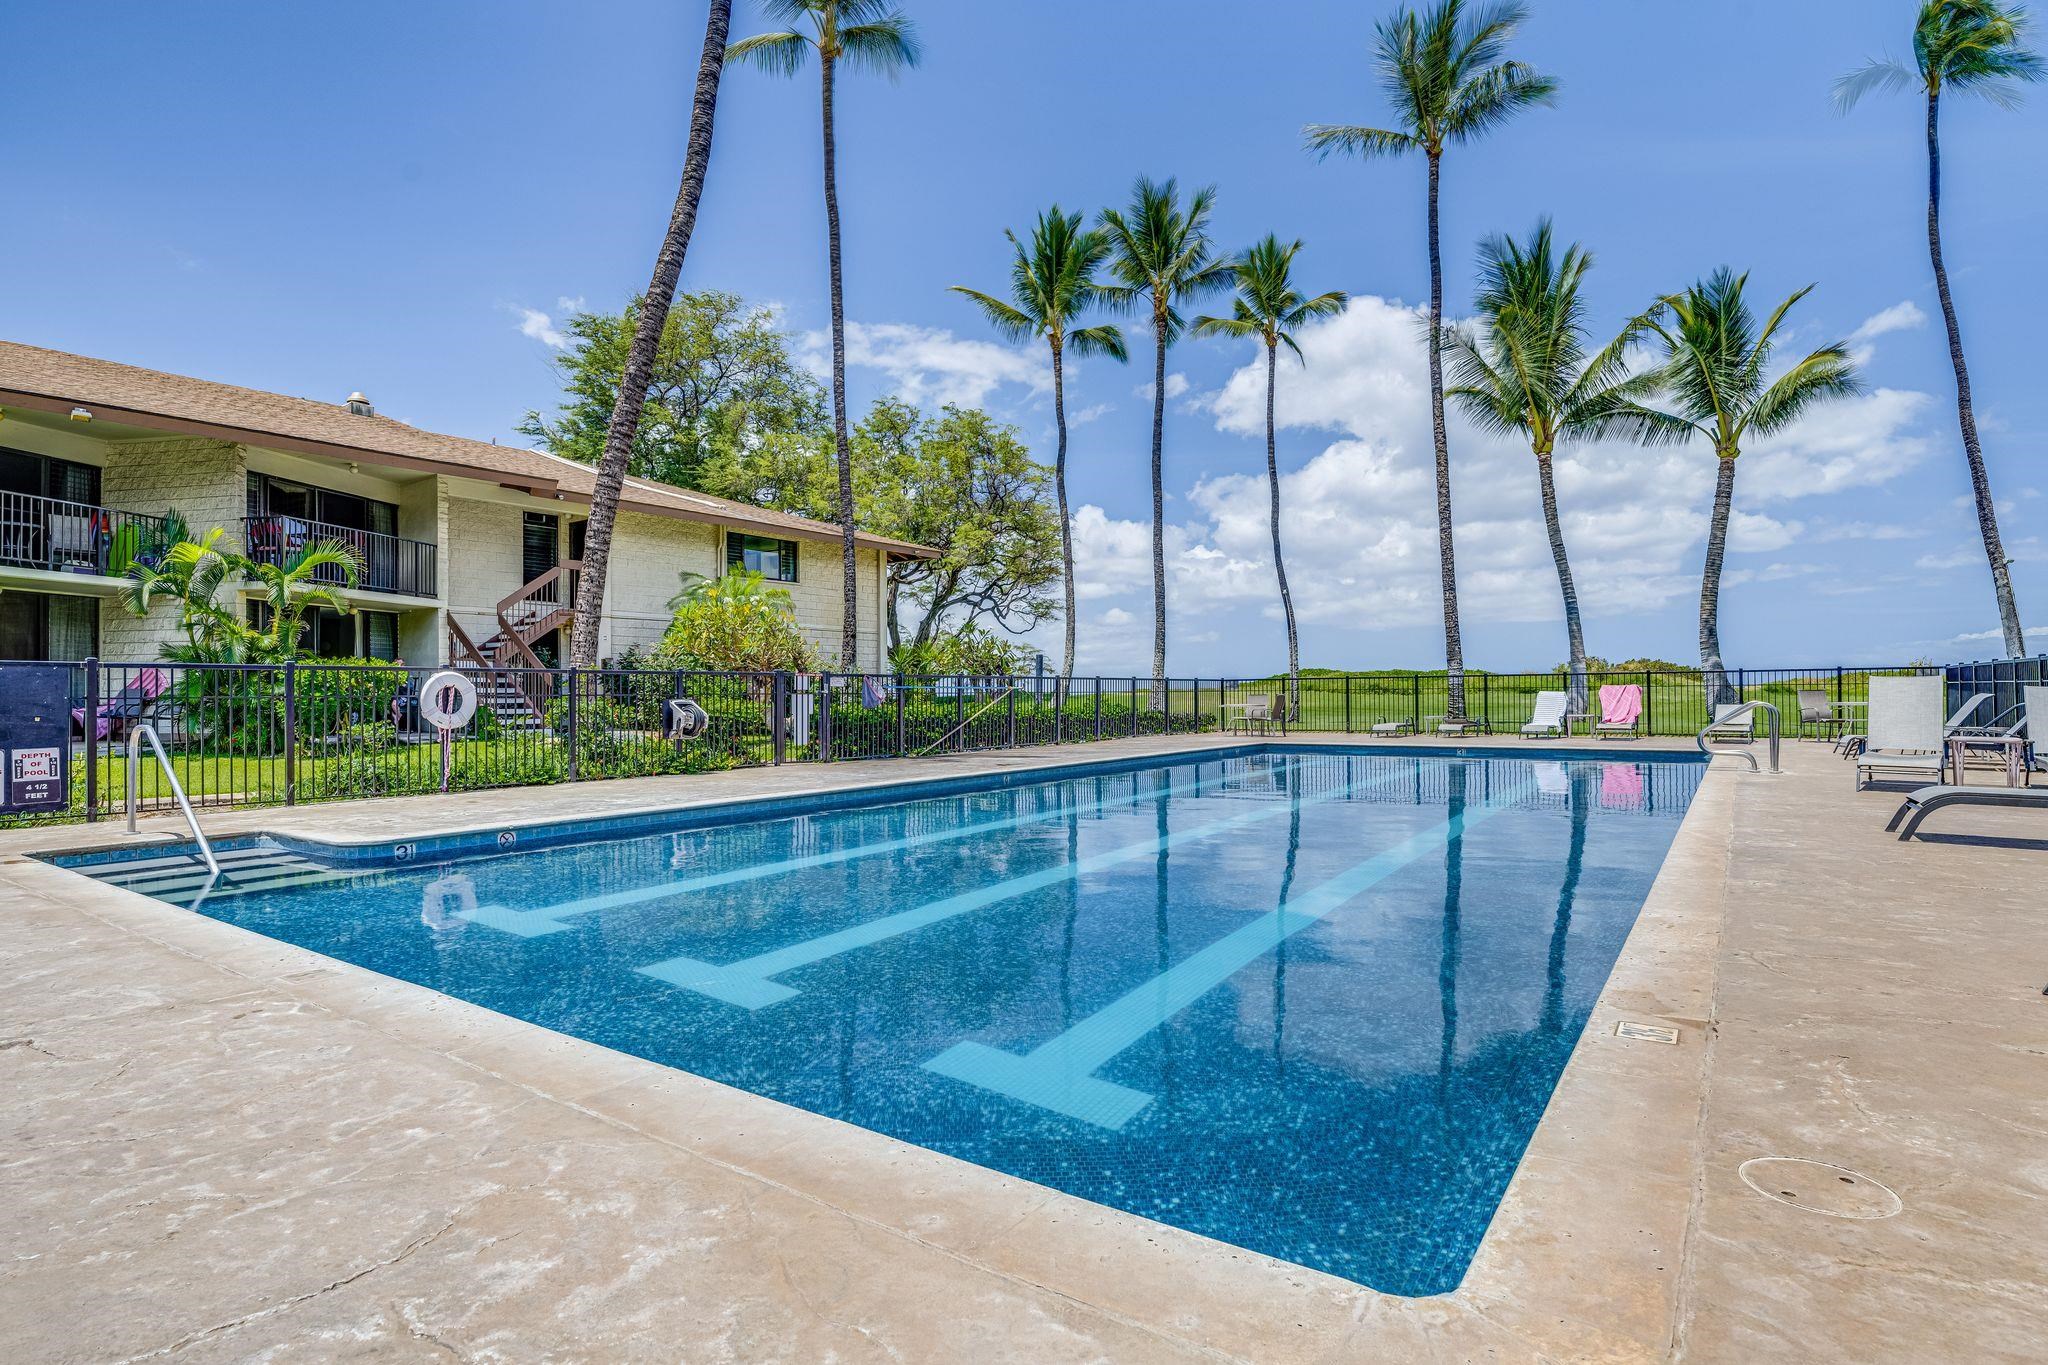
left=242, top=516, right=438, bottom=599
left=0, top=491, right=175, bottom=578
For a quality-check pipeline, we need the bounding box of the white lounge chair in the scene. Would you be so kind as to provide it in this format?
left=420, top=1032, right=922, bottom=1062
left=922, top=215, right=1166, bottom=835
left=1855, top=674, right=1948, bottom=789
left=1703, top=703, right=1754, bottom=744
left=1888, top=782, right=2048, bottom=839
left=1520, top=690, right=1569, bottom=738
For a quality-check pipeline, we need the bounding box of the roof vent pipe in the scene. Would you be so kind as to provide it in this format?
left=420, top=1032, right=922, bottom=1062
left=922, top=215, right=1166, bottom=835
left=345, top=392, right=374, bottom=416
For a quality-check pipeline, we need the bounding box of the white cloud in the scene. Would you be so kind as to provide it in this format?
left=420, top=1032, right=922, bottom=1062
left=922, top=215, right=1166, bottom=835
left=1849, top=300, right=1927, bottom=345
left=1809, top=520, right=1923, bottom=543
left=1134, top=373, right=1190, bottom=402
left=1059, top=294, right=1938, bottom=644
left=1071, top=402, right=1114, bottom=425
left=516, top=306, right=567, bottom=349
left=1952, top=624, right=2046, bottom=642
left=1101, top=607, right=1134, bottom=626
left=806, top=322, right=1046, bottom=407
left=1915, top=545, right=1981, bottom=571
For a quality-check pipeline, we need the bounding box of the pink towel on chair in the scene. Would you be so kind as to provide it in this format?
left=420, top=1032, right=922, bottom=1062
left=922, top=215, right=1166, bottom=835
left=1598, top=684, right=1642, bottom=726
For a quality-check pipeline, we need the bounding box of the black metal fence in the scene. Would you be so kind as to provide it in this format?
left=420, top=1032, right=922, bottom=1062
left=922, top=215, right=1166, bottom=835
left=12, top=656, right=2028, bottom=826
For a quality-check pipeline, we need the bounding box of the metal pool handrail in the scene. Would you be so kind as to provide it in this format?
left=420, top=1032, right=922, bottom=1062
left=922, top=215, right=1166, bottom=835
left=1697, top=701, right=1781, bottom=774
left=126, top=723, right=221, bottom=876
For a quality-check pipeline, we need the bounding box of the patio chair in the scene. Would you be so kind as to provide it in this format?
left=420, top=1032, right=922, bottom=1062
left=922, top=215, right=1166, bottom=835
left=1703, top=703, right=1755, bottom=744
left=1368, top=717, right=1416, bottom=738
left=1520, top=690, right=1569, bottom=738
left=1842, top=690, right=1993, bottom=759
left=1886, top=783, right=2048, bottom=840
left=1594, top=684, right=1643, bottom=740
left=72, top=667, right=170, bottom=741
left=1240, top=693, right=1285, bottom=737
left=1854, top=674, right=1948, bottom=790
left=1795, top=688, right=1852, bottom=742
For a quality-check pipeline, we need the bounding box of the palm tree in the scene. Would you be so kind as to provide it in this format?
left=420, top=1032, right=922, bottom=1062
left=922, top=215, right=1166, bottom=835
left=731, top=0, right=922, bottom=670
left=952, top=208, right=1127, bottom=696
left=1445, top=220, right=1652, bottom=713
left=1306, top=0, right=1556, bottom=722
left=1837, top=0, right=2039, bottom=659
left=122, top=528, right=363, bottom=662
left=1098, top=177, right=1232, bottom=708
left=1193, top=236, right=1347, bottom=716
left=1622, top=270, right=1861, bottom=706
left=570, top=0, right=734, bottom=668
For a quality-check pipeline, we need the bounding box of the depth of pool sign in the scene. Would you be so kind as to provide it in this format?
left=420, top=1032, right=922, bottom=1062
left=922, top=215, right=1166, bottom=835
left=0, top=665, right=70, bottom=814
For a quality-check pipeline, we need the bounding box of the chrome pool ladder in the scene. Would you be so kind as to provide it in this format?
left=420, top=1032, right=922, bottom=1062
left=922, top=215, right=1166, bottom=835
left=1696, top=701, right=1781, bottom=774
left=125, top=723, right=221, bottom=876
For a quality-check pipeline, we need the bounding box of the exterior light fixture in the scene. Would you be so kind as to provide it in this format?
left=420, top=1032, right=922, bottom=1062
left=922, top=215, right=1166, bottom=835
left=69, top=407, right=92, bottom=422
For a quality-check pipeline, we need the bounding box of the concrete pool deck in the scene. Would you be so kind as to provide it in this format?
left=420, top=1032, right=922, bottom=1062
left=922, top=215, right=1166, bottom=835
left=1, top=736, right=2042, bottom=1362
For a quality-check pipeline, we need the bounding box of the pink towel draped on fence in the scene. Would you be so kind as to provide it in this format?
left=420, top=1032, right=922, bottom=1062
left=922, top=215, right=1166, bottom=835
left=1598, top=684, right=1643, bottom=726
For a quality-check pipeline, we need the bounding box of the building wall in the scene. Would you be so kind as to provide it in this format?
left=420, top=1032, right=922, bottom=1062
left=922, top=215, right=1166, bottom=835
left=97, top=438, right=247, bottom=661
left=598, top=510, right=717, bottom=659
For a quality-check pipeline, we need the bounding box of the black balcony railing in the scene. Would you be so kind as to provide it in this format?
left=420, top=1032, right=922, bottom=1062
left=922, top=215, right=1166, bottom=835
left=0, top=491, right=176, bottom=578
left=242, top=516, right=437, bottom=598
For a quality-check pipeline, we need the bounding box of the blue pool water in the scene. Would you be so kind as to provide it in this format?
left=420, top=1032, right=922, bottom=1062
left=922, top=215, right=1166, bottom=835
left=57, top=747, right=1702, bottom=1295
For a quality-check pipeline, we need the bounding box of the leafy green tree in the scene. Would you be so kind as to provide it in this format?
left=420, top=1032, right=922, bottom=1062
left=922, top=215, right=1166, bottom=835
left=571, top=0, right=733, bottom=668
left=952, top=206, right=1126, bottom=695
left=730, top=0, right=923, bottom=668
left=697, top=399, right=1061, bottom=653
left=889, top=622, right=1031, bottom=677
left=1837, top=0, right=2039, bottom=658
left=1306, top=0, right=1556, bottom=722
left=1445, top=220, right=1654, bottom=711
left=1193, top=235, right=1346, bottom=715
left=1098, top=176, right=1232, bottom=708
left=519, top=291, right=825, bottom=490
left=652, top=568, right=817, bottom=672
left=1619, top=271, right=1861, bottom=705
left=120, top=527, right=363, bottom=663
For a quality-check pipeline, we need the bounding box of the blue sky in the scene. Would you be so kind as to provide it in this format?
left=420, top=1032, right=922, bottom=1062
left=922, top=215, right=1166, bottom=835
left=4, top=0, right=2043, bottom=672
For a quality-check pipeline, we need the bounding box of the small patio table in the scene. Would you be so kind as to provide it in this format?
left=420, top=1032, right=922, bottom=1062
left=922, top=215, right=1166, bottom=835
left=1946, top=733, right=2029, bottom=788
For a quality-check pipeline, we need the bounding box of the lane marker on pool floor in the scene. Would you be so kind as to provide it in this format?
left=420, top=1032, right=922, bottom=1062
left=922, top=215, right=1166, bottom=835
left=921, top=775, right=1531, bottom=1131
left=456, top=757, right=1298, bottom=938
left=634, top=762, right=1439, bottom=1009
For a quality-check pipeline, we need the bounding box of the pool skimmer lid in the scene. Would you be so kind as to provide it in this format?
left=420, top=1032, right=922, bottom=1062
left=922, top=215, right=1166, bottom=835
left=1614, top=1020, right=1680, bottom=1044
left=1738, top=1157, right=1903, bottom=1219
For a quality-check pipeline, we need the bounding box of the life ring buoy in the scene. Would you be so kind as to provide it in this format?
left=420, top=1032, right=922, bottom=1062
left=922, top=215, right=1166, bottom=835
left=419, top=670, right=478, bottom=730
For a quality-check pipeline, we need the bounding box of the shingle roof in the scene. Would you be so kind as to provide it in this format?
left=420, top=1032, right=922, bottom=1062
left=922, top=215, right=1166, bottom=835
left=0, top=339, right=935, bottom=558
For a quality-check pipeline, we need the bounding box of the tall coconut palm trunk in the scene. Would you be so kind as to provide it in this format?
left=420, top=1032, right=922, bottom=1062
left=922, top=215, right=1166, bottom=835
left=1699, top=452, right=1737, bottom=708
left=1053, top=341, right=1076, bottom=701
left=571, top=0, right=733, bottom=667
left=1148, top=307, right=1169, bottom=712
left=1927, top=89, right=2025, bottom=658
left=1425, top=153, right=1467, bottom=721
left=1264, top=342, right=1301, bottom=715
left=820, top=51, right=861, bottom=670
left=1536, top=449, right=1588, bottom=712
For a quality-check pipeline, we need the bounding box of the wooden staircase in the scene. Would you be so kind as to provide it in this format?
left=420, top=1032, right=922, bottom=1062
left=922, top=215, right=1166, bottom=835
left=447, top=560, right=583, bottom=729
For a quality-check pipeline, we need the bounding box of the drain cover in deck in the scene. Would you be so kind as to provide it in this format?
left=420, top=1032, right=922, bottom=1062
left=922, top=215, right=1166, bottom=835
left=1614, top=1020, right=1680, bottom=1044
left=1737, top=1157, right=1902, bottom=1219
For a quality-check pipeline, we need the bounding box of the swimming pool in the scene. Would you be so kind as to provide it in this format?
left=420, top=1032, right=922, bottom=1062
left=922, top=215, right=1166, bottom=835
left=55, top=746, right=1704, bottom=1296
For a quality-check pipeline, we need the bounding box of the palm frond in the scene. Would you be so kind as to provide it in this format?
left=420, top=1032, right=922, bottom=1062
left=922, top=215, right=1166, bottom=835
left=726, top=29, right=812, bottom=75
left=286, top=538, right=364, bottom=586
left=950, top=287, right=1039, bottom=343
left=1443, top=60, right=1559, bottom=142
left=838, top=11, right=922, bottom=77
left=1301, top=123, right=1416, bottom=160
left=1743, top=344, right=1862, bottom=438
left=1833, top=56, right=1918, bottom=110
left=1069, top=324, right=1128, bottom=362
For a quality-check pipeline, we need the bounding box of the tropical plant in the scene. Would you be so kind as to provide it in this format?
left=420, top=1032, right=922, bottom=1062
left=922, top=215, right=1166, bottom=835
left=570, top=0, right=733, bottom=667
left=1836, top=0, right=2039, bottom=658
left=889, top=622, right=1030, bottom=677
left=1097, top=176, right=1232, bottom=709
left=1193, top=235, right=1346, bottom=716
left=1445, top=220, right=1653, bottom=711
left=519, top=290, right=826, bottom=490
left=120, top=527, right=363, bottom=663
left=1305, top=0, right=1557, bottom=721
left=1618, top=270, right=1861, bottom=705
left=730, top=0, right=923, bottom=669
left=652, top=568, right=817, bottom=673
left=952, top=206, right=1127, bottom=696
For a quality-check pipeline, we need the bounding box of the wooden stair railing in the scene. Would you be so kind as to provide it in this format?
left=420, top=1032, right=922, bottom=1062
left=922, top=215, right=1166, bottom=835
left=446, top=615, right=538, bottom=723
left=492, top=559, right=583, bottom=713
